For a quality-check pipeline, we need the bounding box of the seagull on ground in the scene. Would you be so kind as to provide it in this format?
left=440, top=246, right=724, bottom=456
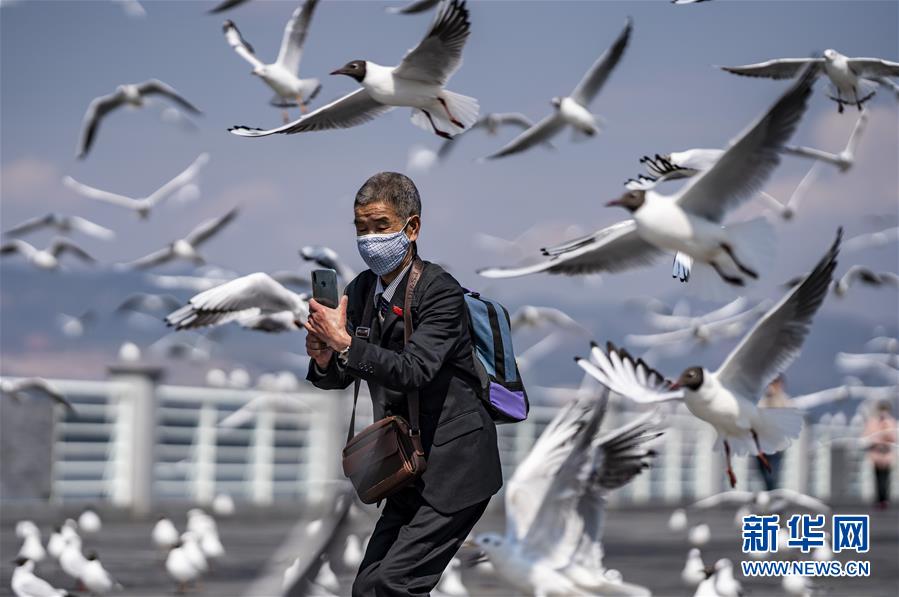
left=688, top=523, right=711, bottom=547
left=64, top=153, right=210, bottom=219
left=668, top=508, right=688, bottom=532
left=681, top=548, right=706, bottom=587
left=11, top=557, right=71, bottom=597
left=166, top=541, right=200, bottom=592
left=153, top=516, right=180, bottom=552
left=166, top=272, right=310, bottom=333
left=119, top=207, right=238, bottom=270
left=180, top=531, right=209, bottom=575
left=1, top=377, right=73, bottom=411
left=77, top=508, right=101, bottom=534
left=3, top=213, right=115, bottom=241
left=230, top=0, right=478, bottom=140
left=483, top=18, right=631, bottom=160
left=722, top=49, right=899, bottom=113
left=472, top=388, right=659, bottom=596
left=212, top=493, right=236, bottom=517
left=479, top=64, right=817, bottom=287
left=299, top=245, right=356, bottom=282
left=59, top=535, right=89, bottom=588
left=844, top=226, right=899, bottom=253
left=223, top=0, right=322, bottom=123
left=708, top=558, right=742, bottom=597
left=77, top=80, right=201, bottom=158
left=47, top=527, right=66, bottom=560
left=1, top=238, right=95, bottom=271
left=387, top=0, right=441, bottom=14
left=17, top=528, right=46, bottom=563
left=577, top=230, right=841, bottom=487
left=81, top=552, right=121, bottom=595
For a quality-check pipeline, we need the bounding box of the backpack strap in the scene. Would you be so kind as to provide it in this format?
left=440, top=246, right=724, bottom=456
left=404, top=257, right=425, bottom=457
left=347, top=275, right=377, bottom=444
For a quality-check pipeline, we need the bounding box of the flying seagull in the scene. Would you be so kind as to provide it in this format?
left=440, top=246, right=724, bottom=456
left=509, top=305, right=588, bottom=335
left=784, top=264, right=899, bottom=297
left=844, top=226, right=899, bottom=253
left=165, top=272, right=310, bottom=333
left=116, top=293, right=183, bottom=316
left=208, top=0, right=250, bottom=13
left=576, top=229, right=841, bottom=488
left=479, top=63, right=817, bottom=286
left=223, top=0, right=322, bottom=123
left=1, top=377, right=74, bottom=411
left=119, top=207, right=238, bottom=270
left=229, top=0, right=478, bottom=140
left=3, top=213, right=115, bottom=241
left=483, top=18, right=631, bottom=160
left=472, top=389, right=659, bottom=596
left=299, top=245, right=356, bottom=282
left=77, top=80, right=201, bottom=158
left=64, top=153, right=210, bottom=219
left=0, top=238, right=95, bottom=270
left=387, top=0, right=441, bottom=14
left=437, top=112, right=548, bottom=161
left=722, top=49, right=899, bottom=113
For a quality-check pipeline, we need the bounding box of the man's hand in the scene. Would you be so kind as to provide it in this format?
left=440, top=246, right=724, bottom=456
left=305, top=332, right=333, bottom=369
left=304, top=296, right=353, bottom=354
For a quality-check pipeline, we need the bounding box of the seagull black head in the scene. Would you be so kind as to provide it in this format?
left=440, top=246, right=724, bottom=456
left=331, top=60, right=367, bottom=83
left=673, top=366, right=704, bottom=391
left=606, top=189, right=646, bottom=213
left=550, top=96, right=563, bottom=109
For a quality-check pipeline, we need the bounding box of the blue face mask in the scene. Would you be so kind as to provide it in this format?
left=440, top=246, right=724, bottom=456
left=356, top=219, right=412, bottom=276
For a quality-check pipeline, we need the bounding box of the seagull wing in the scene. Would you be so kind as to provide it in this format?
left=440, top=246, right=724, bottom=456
left=208, top=0, right=250, bottom=14
left=482, top=113, right=566, bottom=160
left=123, top=246, right=177, bottom=270
left=386, top=0, right=441, bottom=14
left=569, top=17, right=632, bottom=106
left=223, top=19, right=265, bottom=70
left=50, top=238, right=96, bottom=263
left=691, top=490, right=755, bottom=509
left=276, top=0, right=320, bottom=75
left=148, top=153, right=210, bottom=206
left=185, top=207, right=239, bottom=247
left=230, top=88, right=393, bottom=136
left=675, top=63, right=816, bottom=221
left=77, top=90, right=127, bottom=158
left=790, top=386, right=851, bottom=410
left=768, top=489, right=830, bottom=513
left=437, top=113, right=535, bottom=160
left=3, top=214, right=54, bottom=237
left=478, top=220, right=662, bottom=278
left=394, top=0, right=470, bottom=85
left=0, top=239, right=38, bottom=259
left=137, top=79, right=202, bottom=114
left=847, top=58, right=899, bottom=78
left=844, top=227, right=899, bottom=252
left=166, top=272, right=307, bottom=331
left=117, top=293, right=182, bottom=314
left=721, top=57, right=823, bottom=80
left=63, top=176, right=140, bottom=209
left=67, top=216, right=116, bottom=240
left=576, top=341, right=684, bottom=404
left=715, top=230, right=841, bottom=401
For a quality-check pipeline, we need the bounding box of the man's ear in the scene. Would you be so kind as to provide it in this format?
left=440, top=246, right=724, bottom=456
left=407, top=214, right=421, bottom=242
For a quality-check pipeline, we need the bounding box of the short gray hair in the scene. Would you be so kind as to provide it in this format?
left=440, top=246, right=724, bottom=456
left=354, top=172, right=421, bottom=219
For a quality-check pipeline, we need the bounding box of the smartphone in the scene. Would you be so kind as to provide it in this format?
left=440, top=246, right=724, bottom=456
left=312, top=268, right=340, bottom=309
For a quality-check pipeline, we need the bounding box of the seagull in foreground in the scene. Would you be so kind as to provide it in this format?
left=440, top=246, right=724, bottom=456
left=1, top=238, right=95, bottom=270
left=12, top=558, right=71, bottom=597
left=692, top=488, right=830, bottom=514
left=722, top=49, right=899, bottom=113
left=230, top=0, right=478, bottom=140
left=1, top=377, right=74, bottom=411
left=437, top=112, right=546, bottom=161
left=299, top=245, right=356, bottom=282
left=77, top=80, right=201, bottom=158
left=223, top=0, right=322, bottom=123
left=64, top=153, right=210, bottom=219
left=3, top=213, right=115, bottom=241
left=576, top=229, right=841, bottom=488
left=387, top=0, right=441, bottom=14
left=165, top=272, right=310, bottom=333
left=472, top=389, right=659, bottom=597
left=844, top=226, right=899, bottom=253
left=479, top=64, right=817, bottom=286
left=483, top=18, right=631, bottom=160
left=119, top=207, right=239, bottom=270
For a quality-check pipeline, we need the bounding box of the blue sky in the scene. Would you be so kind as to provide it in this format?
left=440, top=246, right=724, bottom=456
left=1, top=1, right=897, bottom=398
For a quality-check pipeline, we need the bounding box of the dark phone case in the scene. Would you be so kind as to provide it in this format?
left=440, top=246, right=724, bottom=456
left=312, top=269, right=339, bottom=308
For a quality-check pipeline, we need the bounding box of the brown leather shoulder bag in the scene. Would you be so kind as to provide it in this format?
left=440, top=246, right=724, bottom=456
left=341, top=257, right=427, bottom=504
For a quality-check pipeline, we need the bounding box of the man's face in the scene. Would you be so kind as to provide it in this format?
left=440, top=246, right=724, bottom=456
left=353, top=201, right=420, bottom=241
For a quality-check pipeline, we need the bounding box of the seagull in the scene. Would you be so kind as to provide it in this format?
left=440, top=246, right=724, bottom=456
left=844, top=226, right=899, bottom=252
left=11, top=557, right=71, bottom=597
left=47, top=527, right=66, bottom=560
left=218, top=394, right=309, bottom=429
left=472, top=389, right=659, bottom=597
left=1, top=377, right=73, bottom=411
left=576, top=229, right=841, bottom=487
left=59, top=535, right=89, bottom=587
left=299, top=245, right=356, bottom=282
left=116, top=293, right=182, bottom=316
left=692, top=489, right=829, bottom=514
left=223, top=0, right=322, bottom=123
left=341, top=534, right=363, bottom=571
left=836, top=352, right=899, bottom=383
left=722, top=49, right=899, bottom=113
left=81, top=552, right=121, bottom=595
left=688, top=523, right=710, bottom=547
left=64, top=153, right=210, bottom=219
left=165, top=541, right=200, bottom=593
left=77, top=508, right=101, bottom=534
left=3, top=213, right=115, bottom=241
left=113, top=0, right=145, bottom=18
left=148, top=333, right=217, bottom=362
left=387, top=0, right=441, bottom=14
left=781, top=110, right=868, bottom=172
left=152, top=516, right=180, bottom=552
left=57, top=310, right=96, bottom=338
left=1, top=238, right=95, bottom=271
left=208, top=0, right=250, bottom=14
left=17, top=528, right=46, bottom=563
left=230, top=0, right=478, bottom=140
left=509, top=305, right=588, bottom=335
left=180, top=531, right=209, bottom=575
left=212, top=493, right=236, bottom=517
left=668, top=508, right=688, bottom=532
left=865, top=336, right=898, bottom=353
left=757, top=161, right=823, bottom=221
left=165, top=272, right=310, bottom=333
left=314, top=557, right=340, bottom=594
left=709, top=559, right=742, bottom=597
left=787, top=382, right=894, bottom=411
left=438, top=112, right=546, bottom=161
left=77, top=80, right=201, bottom=158
left=434, top=557, right=467, bottom=596
left=834, top=266, right=898, bottom=296
left=119, top=207, right=238, bottom=270
left=199, top=529, right=225, bottom=561
left=681, top=548, right=706, bottom=588
left=479, top=63, right=817, bottom=286
left=483, top=18, right=631, bottom=160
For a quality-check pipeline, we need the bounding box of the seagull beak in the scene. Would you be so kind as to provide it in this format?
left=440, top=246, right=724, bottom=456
left=330, top=67, right=350, bottom=76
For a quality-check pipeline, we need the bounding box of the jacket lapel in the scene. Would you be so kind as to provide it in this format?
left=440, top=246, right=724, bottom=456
left=377, top=268, right=411, bottom=347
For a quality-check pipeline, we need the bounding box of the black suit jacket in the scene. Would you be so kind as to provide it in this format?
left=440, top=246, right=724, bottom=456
left=307, top=259, right=503, bottom=514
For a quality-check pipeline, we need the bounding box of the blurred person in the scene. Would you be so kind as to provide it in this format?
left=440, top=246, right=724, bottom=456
left=864, top=400, right=897, bottom=509
left=304, top=172, right=502, bottom=596
left=756, top=374, right=790, bottom=490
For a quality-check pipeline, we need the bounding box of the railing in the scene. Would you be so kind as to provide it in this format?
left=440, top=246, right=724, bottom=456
left=7, top=368, right=893, bottom=510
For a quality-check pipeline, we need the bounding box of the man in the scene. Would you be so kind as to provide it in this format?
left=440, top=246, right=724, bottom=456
left=304, top=172, right=502, bottom=596
left=864, top=400, right=896, bottom=509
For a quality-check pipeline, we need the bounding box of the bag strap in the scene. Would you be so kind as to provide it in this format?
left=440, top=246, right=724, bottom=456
left=404, top=257, right=425, bottom=456
left=347, top=275, right=377, bottom=444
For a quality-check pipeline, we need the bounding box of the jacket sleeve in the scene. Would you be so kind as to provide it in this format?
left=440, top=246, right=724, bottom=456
left=306, top=353, right=354, bottom=390
left=344, top=271, right=464, bottom=393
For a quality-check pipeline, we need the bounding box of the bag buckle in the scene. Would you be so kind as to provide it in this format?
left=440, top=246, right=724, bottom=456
left=409, top=427, right=420, bottom=437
